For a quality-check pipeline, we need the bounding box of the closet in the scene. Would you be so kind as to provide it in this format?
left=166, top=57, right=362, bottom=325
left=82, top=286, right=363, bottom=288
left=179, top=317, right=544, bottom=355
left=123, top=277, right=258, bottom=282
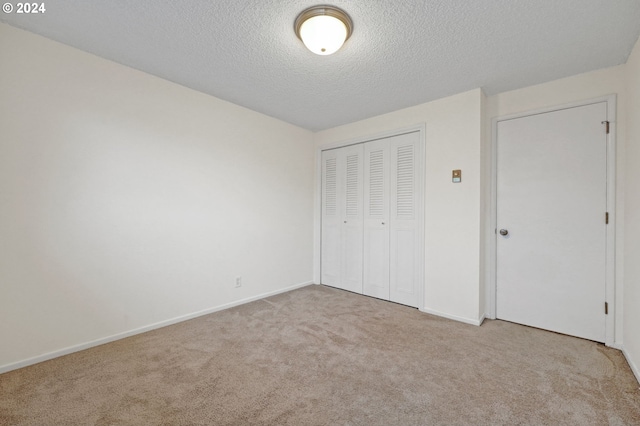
left=320, top=131, right=423, bottom=308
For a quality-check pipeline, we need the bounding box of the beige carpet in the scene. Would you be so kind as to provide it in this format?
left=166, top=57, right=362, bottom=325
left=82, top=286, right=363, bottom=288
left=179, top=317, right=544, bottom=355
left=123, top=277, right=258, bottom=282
left=1, top=285, right=639, bottom=425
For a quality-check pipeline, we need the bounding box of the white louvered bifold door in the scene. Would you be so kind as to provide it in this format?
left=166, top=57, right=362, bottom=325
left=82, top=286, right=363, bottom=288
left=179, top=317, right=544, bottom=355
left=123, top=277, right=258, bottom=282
left=339, top=144, right=364, bottom=293
left=389, top=132, right=420, bottom=307
left=363, top=139, right=390, bottom=299
left=321, top=149, right=341, bottom=287
left=322, top=132, right=421, bottom=307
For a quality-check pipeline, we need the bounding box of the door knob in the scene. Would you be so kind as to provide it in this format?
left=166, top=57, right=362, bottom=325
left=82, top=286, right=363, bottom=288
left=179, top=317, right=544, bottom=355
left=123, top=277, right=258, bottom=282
left=499, top=229, right=509, bottom=236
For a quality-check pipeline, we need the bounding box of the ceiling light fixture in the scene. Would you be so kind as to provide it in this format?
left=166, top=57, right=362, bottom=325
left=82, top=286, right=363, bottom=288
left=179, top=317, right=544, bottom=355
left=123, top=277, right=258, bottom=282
left=294, top=5, right=353, bottom=55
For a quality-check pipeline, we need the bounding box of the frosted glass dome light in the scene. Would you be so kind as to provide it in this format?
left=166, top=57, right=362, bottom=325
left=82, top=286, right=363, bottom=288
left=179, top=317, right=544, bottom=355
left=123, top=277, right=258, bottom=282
left=295, top=6, right=353, bottom=56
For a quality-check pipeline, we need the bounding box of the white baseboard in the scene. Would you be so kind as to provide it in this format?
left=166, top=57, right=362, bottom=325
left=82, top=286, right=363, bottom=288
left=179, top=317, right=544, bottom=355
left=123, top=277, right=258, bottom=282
left=0, top=281, right=313, bottom=375
left=621, top=347, right=640, bottom=386
left=419, top=307, right=485, bottom=326
left=478, top=313, right=487, bottom=325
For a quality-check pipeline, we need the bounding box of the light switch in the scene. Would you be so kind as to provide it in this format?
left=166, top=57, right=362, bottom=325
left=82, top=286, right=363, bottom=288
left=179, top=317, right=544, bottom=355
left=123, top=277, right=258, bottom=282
left=452, top=169, right=461, bottom=183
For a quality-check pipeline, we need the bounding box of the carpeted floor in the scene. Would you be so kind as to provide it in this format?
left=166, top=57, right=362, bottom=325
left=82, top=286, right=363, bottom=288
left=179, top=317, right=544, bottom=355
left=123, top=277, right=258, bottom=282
left=1, top=284, right=639, bottom=425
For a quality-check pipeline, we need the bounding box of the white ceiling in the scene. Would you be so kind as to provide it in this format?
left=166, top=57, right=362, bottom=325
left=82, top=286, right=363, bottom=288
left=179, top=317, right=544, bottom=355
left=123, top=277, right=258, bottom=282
left=2, top=1, right=640, bottom=131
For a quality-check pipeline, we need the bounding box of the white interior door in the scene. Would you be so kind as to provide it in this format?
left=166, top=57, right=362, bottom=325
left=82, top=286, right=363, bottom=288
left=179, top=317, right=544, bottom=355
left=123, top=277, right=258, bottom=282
left=362, top=132, right=420, bottom=307
left=321, top=145, right=363, bottom=293
left=321, top=149, right=340, bottom=287
left=389, top=132, right=420, bottom=308
left=363, top=139, right=390, bottom=299
left=340, top=144, right=364, bottom=293
left=322, top=130, right=422, bottom=307
left=496, top=102, right=608, bottom=342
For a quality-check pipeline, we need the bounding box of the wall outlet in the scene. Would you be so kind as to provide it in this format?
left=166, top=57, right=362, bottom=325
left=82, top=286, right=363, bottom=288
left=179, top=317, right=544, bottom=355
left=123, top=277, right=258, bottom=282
left=235, top=276, right=242, bottom=288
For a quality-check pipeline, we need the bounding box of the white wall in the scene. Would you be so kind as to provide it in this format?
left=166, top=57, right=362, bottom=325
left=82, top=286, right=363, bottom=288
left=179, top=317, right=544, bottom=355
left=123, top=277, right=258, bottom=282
left=485, top=65, right=628, bottom=345
left=314, top=89, right=484, bottom=325
left=0, top=24, right=315, bottom=372
left=624, top=35, right=640, bottom=382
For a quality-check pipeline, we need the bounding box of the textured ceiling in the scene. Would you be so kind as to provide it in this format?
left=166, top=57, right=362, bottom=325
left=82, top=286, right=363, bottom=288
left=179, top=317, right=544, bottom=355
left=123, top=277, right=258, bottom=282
left=2, top=0, right=640, bottom=131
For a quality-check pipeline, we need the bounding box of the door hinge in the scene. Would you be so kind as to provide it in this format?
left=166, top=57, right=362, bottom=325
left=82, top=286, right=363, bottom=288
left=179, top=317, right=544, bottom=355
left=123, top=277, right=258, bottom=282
left=606, top=212, right=609, bottom=224
left=602, top=120, right=610, bottom=134
left=605, top=302, right=609, bottom=315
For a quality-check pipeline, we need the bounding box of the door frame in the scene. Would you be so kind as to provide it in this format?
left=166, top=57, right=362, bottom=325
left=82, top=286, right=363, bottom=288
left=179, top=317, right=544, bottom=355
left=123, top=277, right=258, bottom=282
left=314, top=124, right=426, bottom=309
left=487, top=95, right=617, bottom=347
